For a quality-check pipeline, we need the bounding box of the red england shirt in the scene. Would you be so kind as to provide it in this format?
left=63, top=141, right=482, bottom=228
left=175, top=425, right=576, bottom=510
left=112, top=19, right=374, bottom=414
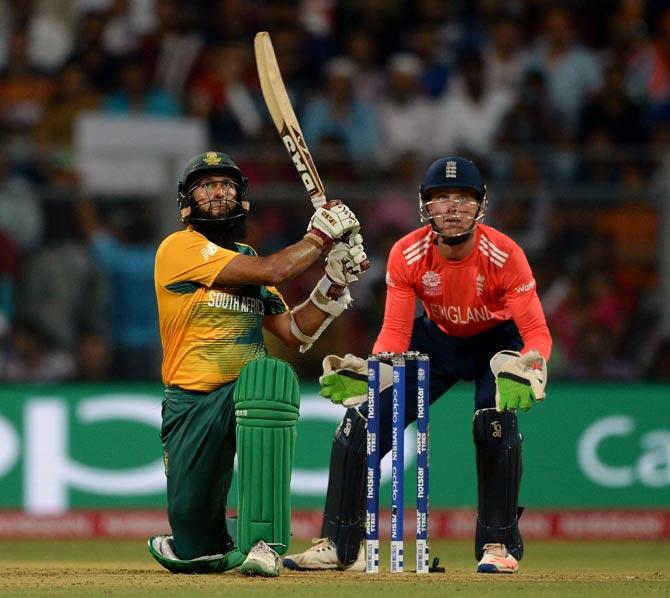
left=372, top=224, right=552, bottom=360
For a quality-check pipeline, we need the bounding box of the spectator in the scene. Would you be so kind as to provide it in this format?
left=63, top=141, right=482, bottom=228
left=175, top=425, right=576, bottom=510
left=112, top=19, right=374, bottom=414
left=483, top=14, right=527, bottom=94
left=0, top=317, right=76, bottom=383
left=102, top=56, right=180, bottom=116
left=139, top=0, right=204, bottom=97
left=564, top=323, right=638, bottom=380
left=35, top=60, right=102, bottom=158
left=18, top=196, right=108, bottom=369
left=495, top=67, right=565, bottom=179
left=302, top=57, right=380, bottom=166
left=546, top=271, right=588, bottom=366
left=526, top=6, right=602, bottom=136
left=0, top=151, right=44, bottom=254
left=25, top=0, right=74, bottom=73
left=102, top=0, right=140, bottom=59
left=67, top=9, right=118, bottom=93
left=77, top=198, right=159, bottom=380
left=410, top=23, right=450, bottom=99
left=489, top=153, right=552, bottom=260
left=188, top=42, right=262, bottom=144
left=0, top=28, right=55, bottom=133
left=199, top=0, right=255, bottom=46
left=626, top=8, right=670, bottom=108
left=342, top=29, right=386, bottom=103
left=377, top=53, right=435, bottom=168
left=334, top=0, right=406, bottom=60
left=0, top=230, right=18, bottom=337
left=579, top=63, right=646, bottom=146
left=433, top=50, right=514, bottom=166
left=498, top=68, right=562, bottom=149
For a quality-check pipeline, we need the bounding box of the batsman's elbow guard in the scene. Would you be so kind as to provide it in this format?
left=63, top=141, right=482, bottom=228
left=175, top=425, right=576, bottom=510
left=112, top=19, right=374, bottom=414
left=490, top=350, right=547, bottom=412
left=290, top=311, right=317, bottom=346
left=290, top=277, right=351, bottom=353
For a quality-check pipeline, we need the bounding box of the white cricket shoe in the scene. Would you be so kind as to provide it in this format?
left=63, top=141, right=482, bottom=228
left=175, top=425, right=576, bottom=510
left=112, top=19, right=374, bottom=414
left=240, top=540, right=281, bottom=577
left=283, top=538, right=338, bottom=570
left=476, top=543, right=519, bottom=574
left=283, top=538, right=365, bottom=571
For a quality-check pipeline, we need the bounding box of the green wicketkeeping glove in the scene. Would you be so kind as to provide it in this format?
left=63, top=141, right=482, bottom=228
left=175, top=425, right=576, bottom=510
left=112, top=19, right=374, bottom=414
left=490, top=350, right=547, bottom=412
left=319, top=353, right=395, bottom=407
left=320, top=371, right=368, bottom=406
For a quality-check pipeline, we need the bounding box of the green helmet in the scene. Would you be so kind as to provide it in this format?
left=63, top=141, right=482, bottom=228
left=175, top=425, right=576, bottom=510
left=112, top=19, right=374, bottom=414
left=177, top=151, right=249, bottom=223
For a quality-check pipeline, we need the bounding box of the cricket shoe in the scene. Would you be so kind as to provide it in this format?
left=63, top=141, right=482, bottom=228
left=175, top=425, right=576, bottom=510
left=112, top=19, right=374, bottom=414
left=240, top=540, right=281, bottom=577
left=476, top=543, right=519, bottom=574
left=283, top=538, right=365, bottom=571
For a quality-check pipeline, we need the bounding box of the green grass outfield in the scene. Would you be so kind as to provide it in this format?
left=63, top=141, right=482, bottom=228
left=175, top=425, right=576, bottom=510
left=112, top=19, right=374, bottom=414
left=0, top=539, right=668, bottom=597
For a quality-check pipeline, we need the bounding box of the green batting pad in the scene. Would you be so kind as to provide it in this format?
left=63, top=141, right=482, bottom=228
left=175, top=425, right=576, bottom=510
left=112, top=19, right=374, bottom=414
left=234, top=357, right=300, bottom=555
left=234, top=356, right=300, bottom=410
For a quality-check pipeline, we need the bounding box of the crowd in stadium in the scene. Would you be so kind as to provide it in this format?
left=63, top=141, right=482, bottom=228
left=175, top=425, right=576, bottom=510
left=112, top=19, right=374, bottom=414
left=0, top=0, right=669, bottom=382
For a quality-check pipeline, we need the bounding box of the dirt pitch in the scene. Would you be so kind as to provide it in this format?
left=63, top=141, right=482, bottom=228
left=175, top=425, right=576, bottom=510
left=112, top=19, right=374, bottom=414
left=0, top=539, right=668, bottom=597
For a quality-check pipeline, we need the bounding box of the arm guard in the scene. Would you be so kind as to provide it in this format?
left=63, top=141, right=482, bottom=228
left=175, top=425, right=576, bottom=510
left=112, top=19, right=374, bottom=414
left=290, top=276, right=352, bottom=353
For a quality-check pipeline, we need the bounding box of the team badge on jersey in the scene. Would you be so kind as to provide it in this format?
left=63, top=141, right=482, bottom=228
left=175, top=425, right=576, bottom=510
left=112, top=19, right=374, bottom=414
left=422, top=270, right=443, bottom=296
left=476, top=273, right=485, bottom=296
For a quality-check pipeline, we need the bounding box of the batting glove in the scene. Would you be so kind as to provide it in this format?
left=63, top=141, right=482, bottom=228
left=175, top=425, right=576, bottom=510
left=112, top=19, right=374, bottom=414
left=325, top=234, right=369, bottom=286
left=305, top=200, right=360, bottom=248
left=490, top=350, right=547, bottom=412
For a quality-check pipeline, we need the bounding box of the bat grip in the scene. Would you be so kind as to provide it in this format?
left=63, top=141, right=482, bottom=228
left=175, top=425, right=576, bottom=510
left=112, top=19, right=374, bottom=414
left=311, top=194, right=327, bottom=209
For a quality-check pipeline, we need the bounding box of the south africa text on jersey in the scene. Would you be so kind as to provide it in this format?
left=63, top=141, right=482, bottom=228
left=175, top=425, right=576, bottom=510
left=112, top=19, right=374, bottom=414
left=207, top=290, right=265, bottom=314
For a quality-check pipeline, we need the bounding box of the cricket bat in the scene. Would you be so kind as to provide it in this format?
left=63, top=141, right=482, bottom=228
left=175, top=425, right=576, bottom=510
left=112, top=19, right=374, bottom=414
left=254, top=31, right=368, bottom=347
left=254, top=31, right=327, bottom=208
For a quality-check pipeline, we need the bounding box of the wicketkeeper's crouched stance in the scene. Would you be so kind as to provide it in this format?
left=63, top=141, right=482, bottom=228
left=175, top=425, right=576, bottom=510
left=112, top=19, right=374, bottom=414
left=284, top=156, right=551, bottom=574
left=148, top=152, right=368, bottom=576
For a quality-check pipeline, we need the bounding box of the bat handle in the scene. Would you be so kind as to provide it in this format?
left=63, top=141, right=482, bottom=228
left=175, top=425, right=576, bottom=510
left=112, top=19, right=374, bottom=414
left=311, top=194, right=327, bottom=209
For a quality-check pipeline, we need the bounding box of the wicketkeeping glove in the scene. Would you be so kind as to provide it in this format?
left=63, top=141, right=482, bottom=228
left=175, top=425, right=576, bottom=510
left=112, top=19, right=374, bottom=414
left=490, top=350, right=547, bottom=412
left=319, top=354, right=393, bottom=407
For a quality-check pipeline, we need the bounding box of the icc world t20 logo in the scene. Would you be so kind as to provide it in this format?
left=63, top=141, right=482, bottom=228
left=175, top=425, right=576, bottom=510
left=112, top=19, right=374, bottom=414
left=422, top=271, right=443, bottom=296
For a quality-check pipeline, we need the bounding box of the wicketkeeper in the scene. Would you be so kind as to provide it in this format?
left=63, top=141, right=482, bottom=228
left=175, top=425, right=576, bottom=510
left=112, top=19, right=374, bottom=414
left=148, top=151, right=368, bottom=576
left=284, top=156, right=551, bottom=574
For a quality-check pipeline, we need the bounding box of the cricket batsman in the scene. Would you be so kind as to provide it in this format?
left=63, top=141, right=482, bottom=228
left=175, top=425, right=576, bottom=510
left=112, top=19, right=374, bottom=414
left=148, top=151, right=367, bottom=576
left=284, top=156, right=552, bottom=574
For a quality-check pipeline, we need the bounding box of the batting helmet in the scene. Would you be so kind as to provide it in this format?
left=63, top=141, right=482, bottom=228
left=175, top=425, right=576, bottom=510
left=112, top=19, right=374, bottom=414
left=177, top=151, right=249, bottom=224
left=418, top=156, right=488, bottom=244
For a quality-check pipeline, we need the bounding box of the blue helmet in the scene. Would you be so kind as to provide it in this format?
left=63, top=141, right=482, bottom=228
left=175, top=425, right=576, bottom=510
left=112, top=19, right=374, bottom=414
left=418, top=156, right=488, bottom=244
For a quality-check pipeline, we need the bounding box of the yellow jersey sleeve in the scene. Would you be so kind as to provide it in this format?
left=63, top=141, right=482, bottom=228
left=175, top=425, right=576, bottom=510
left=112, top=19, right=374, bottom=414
left=155, top=228, right=238, bottom=290
left=154, top=229, right=288, bottom=392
